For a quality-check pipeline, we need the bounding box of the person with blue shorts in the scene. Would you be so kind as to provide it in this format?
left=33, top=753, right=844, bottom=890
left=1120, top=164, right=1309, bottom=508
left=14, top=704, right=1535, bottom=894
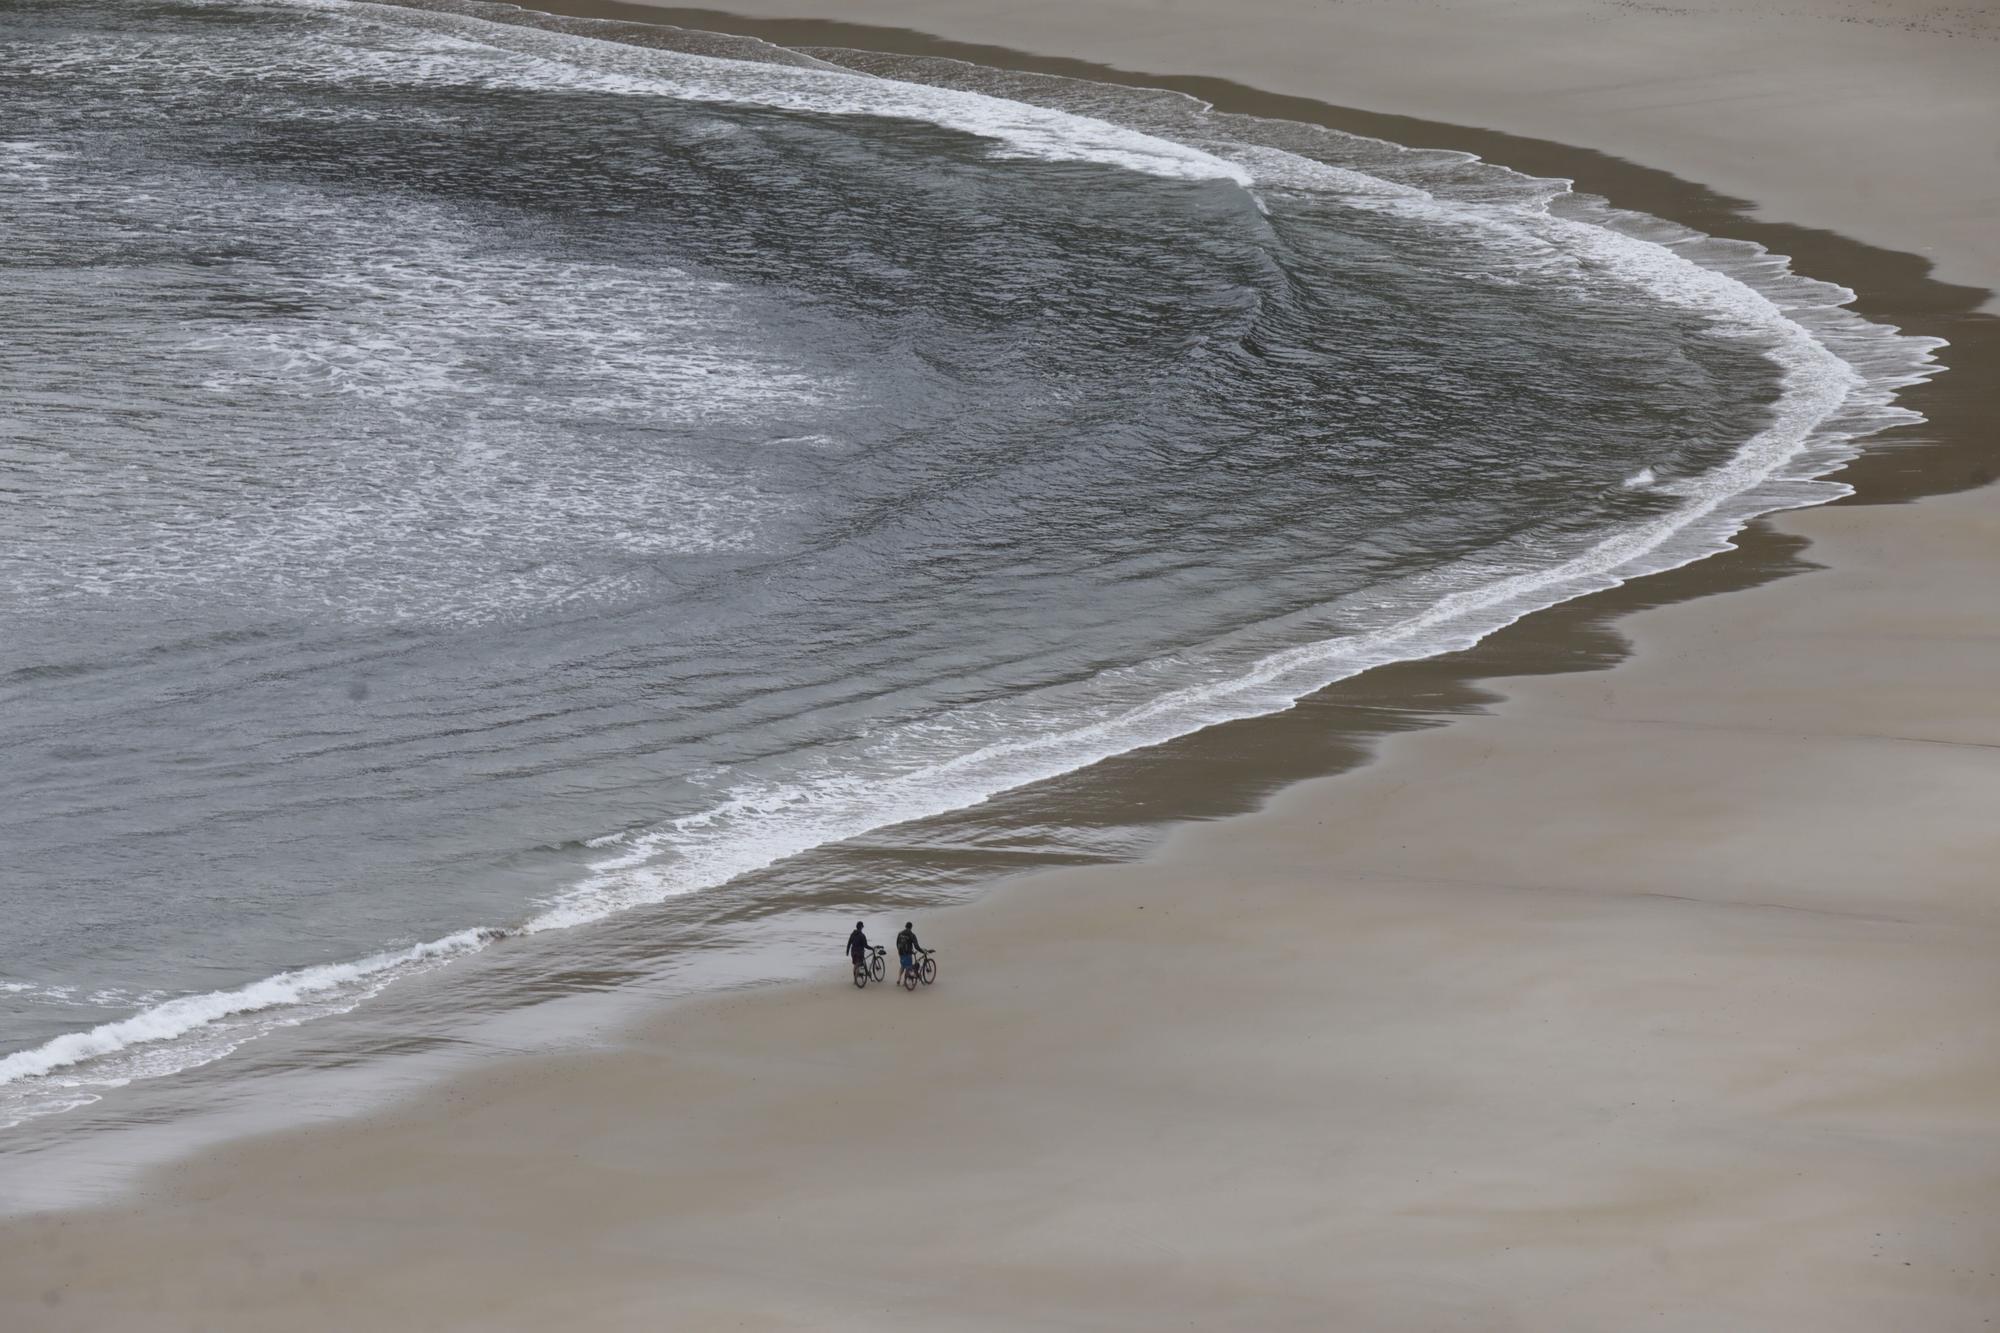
left=895, top=921, right=921, bottom=984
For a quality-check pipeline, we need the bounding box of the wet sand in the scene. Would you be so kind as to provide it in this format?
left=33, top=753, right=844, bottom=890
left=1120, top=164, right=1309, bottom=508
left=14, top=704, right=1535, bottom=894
left=4, top=1, right=1998, bottom=1329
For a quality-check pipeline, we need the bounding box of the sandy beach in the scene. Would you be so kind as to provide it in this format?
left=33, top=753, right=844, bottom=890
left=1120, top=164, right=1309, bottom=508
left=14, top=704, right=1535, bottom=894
left=4, top=1, right=1997, bottom=1329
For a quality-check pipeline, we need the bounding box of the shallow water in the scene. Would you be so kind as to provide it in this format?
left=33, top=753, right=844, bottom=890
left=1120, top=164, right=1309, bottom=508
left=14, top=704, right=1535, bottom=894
left=0, top=0, right=1938, bottom=1130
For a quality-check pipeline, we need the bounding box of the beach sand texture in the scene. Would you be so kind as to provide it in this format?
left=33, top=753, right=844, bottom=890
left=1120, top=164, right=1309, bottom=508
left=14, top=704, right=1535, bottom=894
left=4, top=1, right=1997, bottom=1329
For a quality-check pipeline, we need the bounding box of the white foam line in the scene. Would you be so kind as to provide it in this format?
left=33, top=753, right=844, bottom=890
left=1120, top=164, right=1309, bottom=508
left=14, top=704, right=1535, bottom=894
left=311, top=0, right=1254, bottom=187
left=0, top=929, right=500, bottom=1095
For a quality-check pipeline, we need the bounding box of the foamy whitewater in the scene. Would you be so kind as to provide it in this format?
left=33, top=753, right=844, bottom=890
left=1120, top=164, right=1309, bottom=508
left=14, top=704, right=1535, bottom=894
left=0, top=0, right=1941, bottom=1133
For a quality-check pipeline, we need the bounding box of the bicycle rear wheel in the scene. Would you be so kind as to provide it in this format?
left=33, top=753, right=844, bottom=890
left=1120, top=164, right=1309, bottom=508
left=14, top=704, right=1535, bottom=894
left=920, top=956, right=936, bottom=985
left=901, top=966, right=919, bottom=991
left=853, top=964, right=868, bottom=989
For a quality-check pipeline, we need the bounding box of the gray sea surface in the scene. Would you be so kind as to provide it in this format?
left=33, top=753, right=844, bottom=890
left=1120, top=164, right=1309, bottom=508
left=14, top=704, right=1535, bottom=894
left=0, top=0, right=1937, bottom=1134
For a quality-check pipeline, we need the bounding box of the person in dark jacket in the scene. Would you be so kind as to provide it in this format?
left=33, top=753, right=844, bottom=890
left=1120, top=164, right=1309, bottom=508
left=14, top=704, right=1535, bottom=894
left=895, top=921, right=921, bottom=982
left=846, top=921, right=870, bottom=969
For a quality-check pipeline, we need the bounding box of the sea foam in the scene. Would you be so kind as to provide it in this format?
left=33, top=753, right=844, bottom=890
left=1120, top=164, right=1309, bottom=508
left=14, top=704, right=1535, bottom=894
left=331, top=0, right=1256, bottom=187
left=0, top=930, right=500, bottom=1125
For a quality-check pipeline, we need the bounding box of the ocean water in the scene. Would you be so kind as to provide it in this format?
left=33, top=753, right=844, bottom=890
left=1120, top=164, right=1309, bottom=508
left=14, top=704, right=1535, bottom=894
left=0, top=0, right=1940, bottom=1133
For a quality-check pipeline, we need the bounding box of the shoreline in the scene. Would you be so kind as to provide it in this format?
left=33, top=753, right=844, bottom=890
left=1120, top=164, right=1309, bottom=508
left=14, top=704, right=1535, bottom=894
left=4, top=2, right=1997, bottom=1328
left=4, top=0, right=1986, bottom=1147
left=563, top=0, right=2000, bottom=313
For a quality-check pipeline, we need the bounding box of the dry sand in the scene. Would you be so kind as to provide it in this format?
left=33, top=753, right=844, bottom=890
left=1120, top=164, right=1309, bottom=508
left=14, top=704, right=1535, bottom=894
left=4, top=2, right=1998, bottom=1330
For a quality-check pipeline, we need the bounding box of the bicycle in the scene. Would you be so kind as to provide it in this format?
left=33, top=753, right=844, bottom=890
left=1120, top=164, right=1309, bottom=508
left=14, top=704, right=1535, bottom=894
left=900, top=948, right=937, bottom=991
left=854, top=945, right=887, bottom=989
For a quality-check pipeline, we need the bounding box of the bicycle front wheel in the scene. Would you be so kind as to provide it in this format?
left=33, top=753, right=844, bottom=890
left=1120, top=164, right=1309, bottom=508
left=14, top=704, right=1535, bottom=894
left=869, top=954, right=886, bottom=982
left=920, top=956, right=937, bottom=985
